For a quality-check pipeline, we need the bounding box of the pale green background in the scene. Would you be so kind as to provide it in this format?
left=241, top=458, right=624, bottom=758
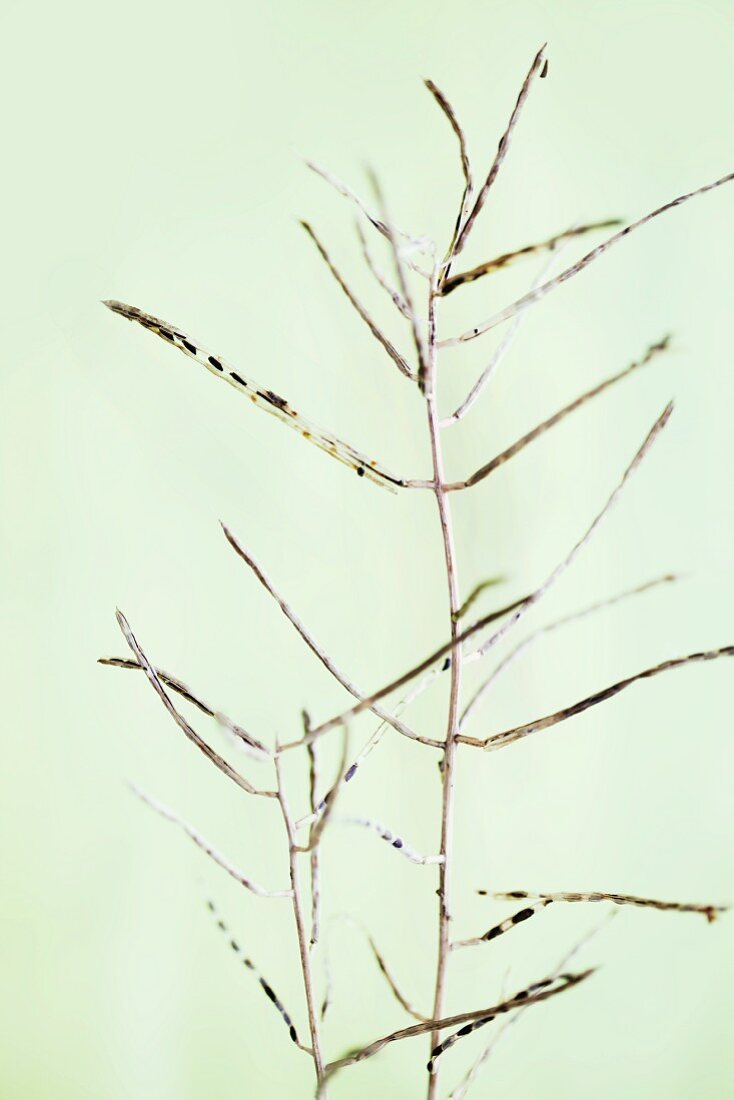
left=1, top=0, right=733, bottom=1096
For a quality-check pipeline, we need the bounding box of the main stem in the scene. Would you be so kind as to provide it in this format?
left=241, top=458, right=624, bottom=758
left=275, top=756, right=327, bottom=1095
left=426, top=280, right=463, bottom=1100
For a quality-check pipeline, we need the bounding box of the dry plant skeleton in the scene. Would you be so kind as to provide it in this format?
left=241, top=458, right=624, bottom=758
left=101, top=47, right=732, bottom=1098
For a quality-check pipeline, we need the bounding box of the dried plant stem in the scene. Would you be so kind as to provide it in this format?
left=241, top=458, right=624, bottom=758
left=221, top=524, right=426, bottom=747
left=275, top=753, right=328, bottom=1093
left=440, top=170, right=734, bottom=347
left=130, top=785, right=292, bottom=898
left=460, top=573, right=679, bottom=727
left=425, top=273, right=462, bottom=1099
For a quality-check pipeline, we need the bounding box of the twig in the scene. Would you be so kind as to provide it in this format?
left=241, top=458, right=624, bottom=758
left=130, top=785, right=292, bottom=898
left=424, top=79, right=473, bottom=201
left=452, top=576, right=506, bottom=623
left=295, top=663, right=449, bottom=831
left=460, top=573, right=680, bottom=726
left=441, top=218, right=622, bottom=295
left=221, top=524, right=429, bottom=747
left=326, top=913, right=429, bottom=1023
left=459, top=644, right=734, bottom=750
left=275, top=752, right=328, bottom=1092
left=298, top=592, right=530, bottom=746
left=206, top=899, right=309, bottom=1050
left=103, top=299, right=407, bottom=493
left=368, top=170, right=429, bottom=390
left=447, top=335, right=671, bottom=490
left=302, top=727, right=350, bottom=852
left=364, top=930, right=430, bottom=1022
left=427, top=970, right=591, bottom=1074
left=449, top=45, right=547, bottom=266
left=99, top=655, right=271, bottom=759
left=440, top=241, right=571, bottom=427
left=323, top=968, right=594, bottom=1079
left=355, top=220, right=411, bottom=318
left=305, top=161, right=430, bottom=253
left=307, top=738, right=321, bottom=948
left=424, top=79, right=473, bottom=274
left=116, top=610, right=275, bottom=797
left=440, top=169, right=734, bottom=347
left=448, top=918, right=614, bottom=1099
left=340, top=816, right=445, bottom=865
left=464, top=402, right=674, bottom=666
left=301, top=221, right=415, bottom=380
left=452, top=900, right=552, bottom=949
left=488, top=890, right=728, bottom=922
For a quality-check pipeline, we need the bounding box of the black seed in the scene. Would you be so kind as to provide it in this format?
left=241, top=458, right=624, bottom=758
left=512, top=907, right=536, bottom=925
left=540, top=58, right=549, bottom=78
left=289, top=1025, right=298, bottom=1043
left=484, top=924, right=503, bottom=941
left=345, top=764, right=357, bottom=782
left=230, top=939, right=240, bottom=951
left=159, top=329, right=175, bottom=341
left=392, top=838, right=404, bottom=849
left=182, top=340, right=197, bottom=354
left=357, top=466, right=365, bottom=477
left=458, top=1024, right=473, bottom=1036
left=230, top=372, right=248, bottom=387
left=208, top=355, right=224, bottom=371
left=262, top=388, right=288, bottom=410
left=261, top=981, right=277, bottom=1003
left=442, top=657, right=451, bottom=671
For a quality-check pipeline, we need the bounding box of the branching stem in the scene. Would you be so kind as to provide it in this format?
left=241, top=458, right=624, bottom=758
left=425, top=269, right=463, bottom=1100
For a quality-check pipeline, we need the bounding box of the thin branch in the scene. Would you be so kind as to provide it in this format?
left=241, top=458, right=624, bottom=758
left=440, top=241, right=571, bottom=427
left=321, top=914, right=429, bottom=1024
left=206, top=899, right=309, bottom=1051
left=131, top=785, right=292, bottom=898
left=103, top=300, right=407, bottom=493
left=424, top=79, right=473, bottom=270
left=295, top=592, right=531, bottom=747
left=448, top=918, right=613, bottom=1099
left=489, top=890, right=728, bottom=922
left=301, top=221, right=415, bottom=380
left=440, top=169, right=734, bottom=347
left=452, top=900, right=552, bottom=949
left=115, top=610, right=275, bottom=798
left=305, top=161, right=431, bottom=253
left=464, top=402, right=674, bottom=666
left=459, top=644, right=734, bottom=750
left=452, top=577, right=506, bottom=623
left=307, top=738, right=321, bottom=948
left=426, top=971, right=590, bottom=1075
left=275, top=752, right=328, bottom=1089
left=441, top=218, right=622, bottom=295
left=341, top=816, right=445, bottom=866
left=424, top=79, right=473, bottom=199
left=447, top=335, right=671, bottom=491
left=368, top=170, right=429, bottom=390
left=221, top=524, right=432, bottom=747
left=295, top=662, right=449, bottom=832
left=302, top=727, right=350, bottom=852
left=99, top=655, right=270, bottom=759
left=461, top=573, right=680, bottom=726
left=355, top=220, right=410, bottom=318
left=450, top=44, right=547, bottom=264
left=364, top=930, right=430, bottom=1022
left=323, top=968, right=594, bottom=1079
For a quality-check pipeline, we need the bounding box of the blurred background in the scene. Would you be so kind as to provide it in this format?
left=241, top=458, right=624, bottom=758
left=1, top=0, right=733, bottom=1096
